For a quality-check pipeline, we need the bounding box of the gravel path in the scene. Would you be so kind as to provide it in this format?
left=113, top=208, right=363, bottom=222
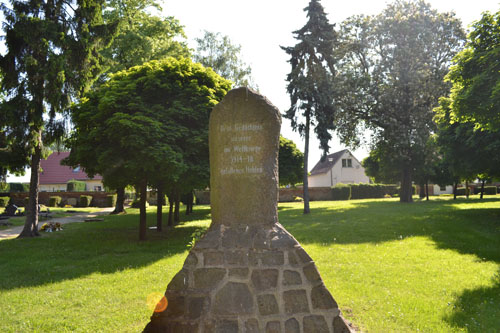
left=0, top=207, right=115, bottom=240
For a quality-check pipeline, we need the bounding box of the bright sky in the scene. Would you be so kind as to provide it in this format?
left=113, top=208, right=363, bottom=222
left=6, top=0, right=500, bottom=182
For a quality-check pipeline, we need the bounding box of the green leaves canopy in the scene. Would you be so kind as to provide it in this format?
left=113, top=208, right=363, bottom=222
left=279, top=136, right=304, bottom=186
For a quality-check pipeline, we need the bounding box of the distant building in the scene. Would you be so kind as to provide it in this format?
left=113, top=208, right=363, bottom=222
left=39, top=152, right=103, bottom=192
left=308, top=149, right=370, bottom=187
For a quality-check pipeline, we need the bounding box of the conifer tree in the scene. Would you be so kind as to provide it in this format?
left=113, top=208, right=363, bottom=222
left=0, top=0, right=116, bottom=237
left=281, top=0, right=339, bottom=213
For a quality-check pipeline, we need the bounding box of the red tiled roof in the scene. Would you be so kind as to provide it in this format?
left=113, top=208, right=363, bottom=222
left=39, top=152, right=102, bottom=184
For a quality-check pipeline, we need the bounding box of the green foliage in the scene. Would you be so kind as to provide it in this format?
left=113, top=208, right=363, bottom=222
left=187, top=229, right=205, bottom=249
left=131, top=199, right=149, bottom=208
left=484, top=186, right=498, bottom=195
left=193, top=30, right=254, bottom=88
left=106, top=194, right=118, bottom=207
left=67, top=180, right=86, bottom=192
left=339, top=1, right=465, bottom=202
left=0, top=196, right=10, bottom=207
left=455, top=187, right=472, bottom=196
left=331, top=184, right=351, bottom=201
left=350, top=184, right=399, bottom=199
left=279, top=136, right=304, bottom=186
left=8, top=183, right=29, bottom=192
left=79, top=195, right=93, bottom=208
left=49, top=196, right=62, bottom=207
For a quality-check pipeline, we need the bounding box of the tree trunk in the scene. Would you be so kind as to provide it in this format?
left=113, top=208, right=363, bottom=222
left=453, top=182, right=458, bottom=200
left=18, top=143, right=42, bottom=238
left=465, top=180, right=469, bottom=199
left=185, top=191, right=193, bottom=215
left=167, top=194, right=174, bottom=227
left=425, top=180, right=429, bottom=201
left=174, top=191, right=180, bottom=224
left=400, top=165, right=413, bottom=203
left=480, top=179, right=485, bottom=199
left=139, top=179, right=147, bottom=241
left=111, top=186, right=125, bottom=214
left=303, top=111, right=311, bottom=214
left=419, top=182, right=426, bottom=199
left=156, top=183, right=163, bottom=232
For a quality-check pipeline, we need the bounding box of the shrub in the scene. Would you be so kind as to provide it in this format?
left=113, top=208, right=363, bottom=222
left=484, top=186, right=497, bottom=195
left=350, top=183, right=397, bottom=199
left=455, top=187, right=472, bottom=196
left=106, top=194, right=117, bottom=207
left=79, top=195, right=93, bottom=207
left=9, top=183, right=26, bottom=192
left=131, top=199, right=149, bottom=208
left=0, top=196, right=10, bottom=207
left=293, top=196, right=303, bottom=202
left=331, top=184, right=351, bottom=200
left=67, top=180, right=86, bottom=192
left=49, top=196, right=62, bottom=207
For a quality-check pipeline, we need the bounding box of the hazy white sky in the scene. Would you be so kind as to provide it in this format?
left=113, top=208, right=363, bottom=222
left=6, top=0, right=499, bottom=182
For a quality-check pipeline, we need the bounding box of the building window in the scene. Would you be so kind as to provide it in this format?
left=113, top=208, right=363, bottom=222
left=94, top=186, right=102, bottom=192
left=342, top=158, right=352, bottom=168
left=72, top=166, right=81, bottom=173
left=440, top=185, right=446, bottom=191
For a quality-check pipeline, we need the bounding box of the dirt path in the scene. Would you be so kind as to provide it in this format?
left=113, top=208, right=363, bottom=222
left=0, top=207, right=115, bottom=240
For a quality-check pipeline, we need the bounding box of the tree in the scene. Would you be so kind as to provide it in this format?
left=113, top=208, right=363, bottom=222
left=193, top=30, right=255, bottom=88
left=0, top=0, right=116, bottom=237
left=67, top=57, right=230, bottom=240
left=281, top=0, right=340, bottom=213
left=278, top=136, right=304, bottom=187
left=444, top=10, right=500, bottom=130
left=100, top=0, right=190, bottom=75
left=338, top=0, right=465, bottom=202
left=362, top=144, right=401, bottom=184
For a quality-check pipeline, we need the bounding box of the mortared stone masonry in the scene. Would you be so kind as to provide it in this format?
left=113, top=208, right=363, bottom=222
left=144, top=88, right=353, bottom=332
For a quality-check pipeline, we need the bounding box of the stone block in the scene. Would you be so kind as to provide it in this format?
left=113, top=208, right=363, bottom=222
left=285, top=318, right=300, bottom=333
left=311, top=284, right=338, bottom=309
left=224, top=250, right=248, bottom=266
left=303, top=263, right=322, bottom=284
left=229, top=268, right=249, bottom=279
left=194, top=268, right=226, bottom=290
left=215, top=319, right=239, bottom=333
left=270, top=225, right=297, bottom=248
left=333, top=315, right=353, bottom=333
left=167, top=270, right=189, bottom=291
left=283, top=270, right=302, bottom=286
left=164, top=295, right=185, bottom=318
left=295, top=247, right=313, bottom=263
left=204, top=251, right=224, bottom=266
left=214, top=282, right=254, bottom=315
left=257, top=294, right=279, bottom=315
left=251, top=269, right=278, bottom=291
left=265, top=321, right=280, bottom=333
left=195, top=227, right=221, bottom=249
left=248, top=250, right=260, bottom=265
left=184, top=252, right=198, bottom=267
left=287, top=251, right=299, bottom=266
left=283, top=289, right=310, bottom=314
left=253, top=228, right=270, bottom=249
left=245, top=318, right=260, bottom=333
left=187, top=296, right=206, bottom=320
left=260, top=251, right=284, bottom=266
left=221, top=226, right=252, bottom=248
left=303, top=315, right=329, bottom=333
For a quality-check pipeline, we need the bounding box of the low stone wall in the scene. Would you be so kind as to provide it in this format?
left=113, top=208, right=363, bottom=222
left=9, top=191, right=114, bottom=207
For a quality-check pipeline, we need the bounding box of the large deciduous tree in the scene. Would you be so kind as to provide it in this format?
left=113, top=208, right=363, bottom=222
left=193, top=30, right=255, bottom=88
left=281, top=0, right=340, bottom=213
left=338, top=0, right=465, bottom=202
left=278, top=136, right=304, bottom=187
left=67, top=57, right=230, bottom=240
left=0, top=0, right=115, bottom=237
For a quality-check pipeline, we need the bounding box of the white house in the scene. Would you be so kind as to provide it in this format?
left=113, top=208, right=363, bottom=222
left=308, top=149, right=370, bottom=187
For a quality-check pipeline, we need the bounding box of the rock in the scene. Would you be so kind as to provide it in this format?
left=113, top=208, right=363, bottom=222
left=303, top=315, right=329, bottom=333
left=285, top=318, right=300, bottom=333
left=303, top=263, right=322, bottom=284
left=283, top=289, right=310, bottom=314
left=265, top=321, right=280, bottom=333
left=251, top=269, right=278, bottom=291
left=204, top=251, right=224, bottom=266
left=245, top=318, right=260, bottom=333
left=215, top=319, right=239, bottom=333
left=311, top=283, right=338, bottom=309
left=260, top=251, right=284, bottom=266
left=193, top=268, right=226, bottom=290
left=214, top=282, right=254, bottom=315
left=257, top=294, right=279, bottom=315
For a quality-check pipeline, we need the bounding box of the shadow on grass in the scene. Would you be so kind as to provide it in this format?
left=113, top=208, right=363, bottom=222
left=278, top=197, right=500, bottom=331
left=0, top=207, right=211, bottom=291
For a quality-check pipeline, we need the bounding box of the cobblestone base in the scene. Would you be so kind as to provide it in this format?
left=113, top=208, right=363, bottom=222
left=145, top=223, right=353, bottom=333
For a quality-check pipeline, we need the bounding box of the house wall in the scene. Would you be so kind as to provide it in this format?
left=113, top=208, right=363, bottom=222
left=39, top=180, right=104, bottom=192
left=308, top=151, right=370, bottom=187
left=433, top=185, right=454, bottom=195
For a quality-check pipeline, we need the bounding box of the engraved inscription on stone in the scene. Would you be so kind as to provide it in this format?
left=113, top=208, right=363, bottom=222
left=209, top=88, right=281, bottom=227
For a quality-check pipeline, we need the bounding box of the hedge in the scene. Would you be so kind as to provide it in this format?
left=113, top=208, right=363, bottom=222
left=131, top=199, right=149, bottom=208
left=331, top=184, right=351, bottom=200
left=79, top=195, right=93, bottom=207
left=9, top=183, right=29, bottom=192
left=473, top=186, right=497, bottom=195
left=0, top=197, right=10, bottom=207
left=67, top=180, right=86, bottom=192
left=106, top=194, right=117, bottom=207
left=455, top=187, right=472, bottom=196
left=49, top=196, right=62, bottom=207
left=350, top=184, right=399, bottom=199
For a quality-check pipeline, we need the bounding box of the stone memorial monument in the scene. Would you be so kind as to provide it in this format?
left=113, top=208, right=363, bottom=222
left=145, top=88, right=353, bottom=332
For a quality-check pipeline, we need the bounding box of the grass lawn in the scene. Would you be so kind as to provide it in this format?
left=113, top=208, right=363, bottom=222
left=0, top=207, right=102, bottom=230
left=0, top=197, right=499, bottom=332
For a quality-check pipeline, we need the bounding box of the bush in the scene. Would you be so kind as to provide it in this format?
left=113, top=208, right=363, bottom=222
left=396, top=185, right=417, bottom=196
left=106, top=194, right=117, bottom=207
left=350, top=184, right=399, bottom=199
left=0, top=196, right=10, bottom=207
left=331, top=184, right=351, bottom=200
left=49, top=196, right=62, bottom=207
left=79, top=195, right=93, bottom=207
left=483, top=186, right=497, bottom=195
left=9, top=183, right=27, bottom=192
left=131, top=199, right=149, bottom=208
left=67, top=180, right=86, bottom=192
left=455, top=187, right=472, bottom=196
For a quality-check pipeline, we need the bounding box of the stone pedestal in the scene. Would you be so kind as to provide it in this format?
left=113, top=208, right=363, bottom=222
left=144, top=88, right=353, bottom=332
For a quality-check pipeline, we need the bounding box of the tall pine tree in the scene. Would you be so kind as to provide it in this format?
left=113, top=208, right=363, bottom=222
left=0, top=0, right=116, bottom=237
left=281, top=0, right=339, bottom=214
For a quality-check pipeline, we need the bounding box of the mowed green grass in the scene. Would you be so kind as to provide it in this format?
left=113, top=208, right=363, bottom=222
left=0, top=197, right=499, bottom=332
left=0, top=207, right=102, bottom=229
